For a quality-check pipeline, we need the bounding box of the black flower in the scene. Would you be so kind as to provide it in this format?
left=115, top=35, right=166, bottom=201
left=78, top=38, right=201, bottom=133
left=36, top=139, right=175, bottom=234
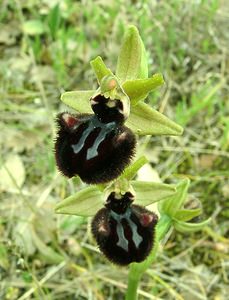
left=55, top=95, right=136, bottom=184
left=91, top=191, right=158, bottom=265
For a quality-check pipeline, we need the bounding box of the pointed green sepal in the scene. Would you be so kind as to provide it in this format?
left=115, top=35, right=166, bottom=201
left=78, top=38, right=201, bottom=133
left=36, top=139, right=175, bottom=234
left=159, top=178, right=190, bottom=217
left=139, top=39, right=148, bottom=79
left=116, top=25, right=147, bottom=83
left=131, top=181, right=176, bottom=207
left=121, top=156, right=148, bottom=181
left=90, top=56, right=113, bottom=84
left=173, top=218, right=211, bottom=233
left=60, top=90, right=94, bottom=113
left=122, top=74, right=164, bottom=105
left=55, top=186, right=103, bottom=217
left=174, top=208, right=202, bottom=222
left=126, top=102, right=183, bottom=136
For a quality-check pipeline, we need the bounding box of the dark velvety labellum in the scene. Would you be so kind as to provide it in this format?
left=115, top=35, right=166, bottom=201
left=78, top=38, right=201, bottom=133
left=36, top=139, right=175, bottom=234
left=91, top=94, right=125, bottom=124
left=55, top=113, right=136, bottom=184
left=91, top=192, right=158, bottom=266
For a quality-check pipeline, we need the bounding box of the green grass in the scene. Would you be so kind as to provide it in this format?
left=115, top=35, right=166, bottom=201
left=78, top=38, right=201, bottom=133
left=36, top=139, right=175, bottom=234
left=0, top=0, right=229, bottom=299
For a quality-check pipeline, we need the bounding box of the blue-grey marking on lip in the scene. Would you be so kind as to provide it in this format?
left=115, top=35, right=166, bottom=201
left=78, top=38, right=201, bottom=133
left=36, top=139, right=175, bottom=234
left=128, top=218, right=143, bottom=248
left=71, top=123, right=91, bottom=154
left=86, top=121, right=116, bottom=160
left=111, top=209, right=143, bottom=251
left=71, top=116, right=116, bottom=160
left=116, top=221, right=129, bottom=251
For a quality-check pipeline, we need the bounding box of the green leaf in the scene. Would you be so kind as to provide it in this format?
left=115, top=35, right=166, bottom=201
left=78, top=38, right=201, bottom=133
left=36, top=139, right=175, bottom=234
left=22, top=20, right=46, bottom=35
left=121, top=156, right=148, bottom=180
left=55, top=186, right=104, bottom=217
left=0, top=243, right=9, bottom=270
left=159, top=178, right=190, bottom=217
left=48, top=4, right=61, bottom=39
left=31, top=228, right=64, bottom=264
left=173, top=218, right=211, bottom=233
left=174, top=208, right=202, bottom=222
left=131, top=181, right=176, bottom=207
left=126, top=102, right=183, bottom=136
left=60, top=90, right=94, bottom=113
left=90, top=56, right=113, bottom=84
left=122, top=74, right=164, bottom=105
left=116, top=25, right=143, bottom=82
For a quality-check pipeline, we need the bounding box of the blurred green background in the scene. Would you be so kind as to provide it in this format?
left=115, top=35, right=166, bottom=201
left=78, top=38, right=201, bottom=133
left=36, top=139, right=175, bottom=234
left=0, top=0, right=229, bottom=299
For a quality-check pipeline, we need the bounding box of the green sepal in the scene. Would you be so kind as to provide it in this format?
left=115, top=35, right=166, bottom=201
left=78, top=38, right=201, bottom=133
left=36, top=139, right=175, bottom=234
left=90, top=56, right=113, bottom=84
left=131, top=181, right=176, bottom=207
left=121, top=156, right=148, bottom=181
left=60, top=90, right=94, bottom=113
left=174, top=208, right=202, bottom=222
left=116, top=25, right=145, bottom=83
left=55, top=186, right=103, bottom=217
left=122, top=74, right=164, bottom=105
left=139, top=39, right=148, bottom=79
left=173, top=218, right=211, bottom=233
left=126, top=101, right=183, bottom=136
left=159, top=178, right=190, bottom=217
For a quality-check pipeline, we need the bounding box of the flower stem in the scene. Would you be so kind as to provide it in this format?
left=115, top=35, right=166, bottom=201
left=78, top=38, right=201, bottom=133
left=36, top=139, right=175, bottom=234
left=125, top=273, right=140, bottom=300
left=125, top=214, right=172, bottom=300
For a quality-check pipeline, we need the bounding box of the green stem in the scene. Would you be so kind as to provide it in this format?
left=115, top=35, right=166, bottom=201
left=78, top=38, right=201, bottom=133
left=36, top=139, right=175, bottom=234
left=125, top=214, right=172, bottom=300
left=121, top=156, right=148, bottom=181
left=125, top=273, right=140, bottom=300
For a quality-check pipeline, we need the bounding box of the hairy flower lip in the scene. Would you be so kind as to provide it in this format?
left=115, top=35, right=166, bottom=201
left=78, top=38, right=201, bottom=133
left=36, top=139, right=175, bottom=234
left=91, top=191, right=158, bottom=266
left=55, top=72, right=138, bottom=184
left=54, top=112, right=136, bottom=184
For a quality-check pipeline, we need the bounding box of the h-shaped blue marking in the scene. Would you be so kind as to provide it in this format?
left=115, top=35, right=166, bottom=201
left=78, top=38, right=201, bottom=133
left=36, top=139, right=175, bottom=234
left=71, top=116, right=116, bottom=160
left=111, top=209, right=143, bottom=252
